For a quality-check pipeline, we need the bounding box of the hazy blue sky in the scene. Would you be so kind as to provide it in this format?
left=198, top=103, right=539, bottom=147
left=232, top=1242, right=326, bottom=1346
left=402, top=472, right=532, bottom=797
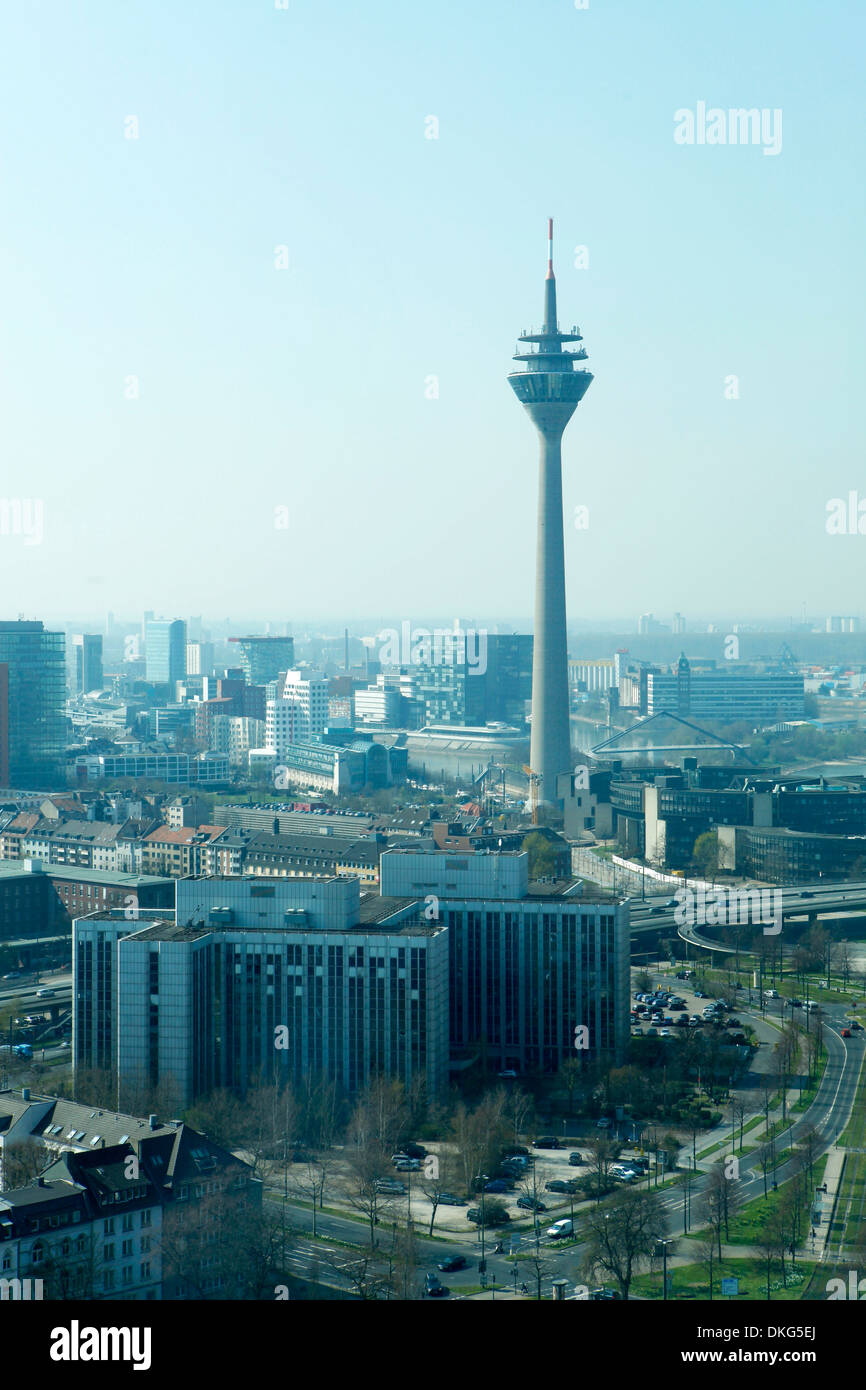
left=1, top=0, right=863, bottom=626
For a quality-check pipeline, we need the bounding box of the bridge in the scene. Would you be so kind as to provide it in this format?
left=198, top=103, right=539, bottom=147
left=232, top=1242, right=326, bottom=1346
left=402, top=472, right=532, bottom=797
left=626, top=879, right=866, bottom=953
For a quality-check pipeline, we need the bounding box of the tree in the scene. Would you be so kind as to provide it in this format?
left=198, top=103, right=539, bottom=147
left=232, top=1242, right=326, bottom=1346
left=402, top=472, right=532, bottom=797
left=692, top=831, right=718, bottom=880
left=581, top=1187, right=665, bottom=1300
left=557, top=1059, right=584, bottom=1117
left=584, top=1135, right=622, bottom=1202
left=162, top=1184, right=288, bottom=1300
left=696, top=1228, right=717, bottom=1300
left=634, top=969, right=653, bottom=994
left=521, top=831, right=558, bottom=879
left=1, top=1137, right=48, bottom=1191
left=418, top=1151, right=462, bottom=1236
left=706, top=1160, right=740, bottom=1244
left=504, top=1086, right=535, bottom=1142
left=288, top=1157, right=332, bottom=1238
left=344, top=1141, right=396, bottom=1248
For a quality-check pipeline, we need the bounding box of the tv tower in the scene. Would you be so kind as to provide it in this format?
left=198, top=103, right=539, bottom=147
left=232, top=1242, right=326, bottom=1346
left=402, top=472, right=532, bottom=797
left=508, top=219, right=593, bottom=808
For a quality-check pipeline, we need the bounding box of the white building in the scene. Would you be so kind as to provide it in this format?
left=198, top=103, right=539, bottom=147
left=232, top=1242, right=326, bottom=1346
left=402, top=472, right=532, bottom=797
left=265, top=671, right=329, bottom=754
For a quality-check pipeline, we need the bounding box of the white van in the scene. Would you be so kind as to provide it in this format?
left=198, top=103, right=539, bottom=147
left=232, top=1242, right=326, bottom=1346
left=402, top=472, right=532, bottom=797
left=546, top=1219, right=574, bottom=1239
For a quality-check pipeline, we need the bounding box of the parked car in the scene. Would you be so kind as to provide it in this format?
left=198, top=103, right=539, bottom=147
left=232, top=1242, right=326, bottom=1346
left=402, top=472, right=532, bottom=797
left=675, top=1016, right=690, bottom=1027
left=533, top=1137, right=562, bottom=1149
left=438, top=1255, right=467, bottom=1272
left=568, top=1152, right=585, bottom=1167
left=437, top=1192, right=467, bottom=1206
left=546, top=1219, right=574, bottom=1239
left=376, top=1179, right=406, bottom=1194
left=502, top=1145, right=531, bottom=1157
left=403, top=1142, right=428, bottom=1159
left=516, top=1196, right=547, bottom=1212
left=484, top=1179, right=509, bottom=1193
left=467, top=1206, right=511, bottom=1225
left=694, top=990, right=706, bottom=998
left=589, top=1289, right=622, bottom=1300
left=596, top=1118, right=611, bottom=1129
left=394, top=1159, right=421, bottom=1172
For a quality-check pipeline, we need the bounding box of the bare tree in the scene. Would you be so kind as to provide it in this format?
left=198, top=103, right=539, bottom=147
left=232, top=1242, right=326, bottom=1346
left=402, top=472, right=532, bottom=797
left=580, top=1187, right=665, bottom=1300
left=343, top=1140, right=395, bottom=1248
left=706, top=1159, right=740, bottom=1245
left=584, top=1134, right=622, bottom=1202
left=288, top=1157, right=332, bottom=1238
left=1, top=1137, right=48, bottom=1191
left=418, top=1150, right=462, bottom=1236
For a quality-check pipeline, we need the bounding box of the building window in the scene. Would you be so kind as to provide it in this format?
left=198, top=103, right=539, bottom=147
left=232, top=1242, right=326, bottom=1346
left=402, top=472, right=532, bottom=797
left=104, top=1270, right=115, bottom=1291
left=104, top=1243, right=115, bottom=1261
left=103, top=1218, right=115, bottom=1235
left=122, top=1267, right=133, bottom=1284
left=122, top=1239, right=133, bottom=1258
left=140, top=1261, right=151, bottom=1281
left=122, top=1213, right=134, bottom=1232
left=31, top=1241, right=45, bottom=1265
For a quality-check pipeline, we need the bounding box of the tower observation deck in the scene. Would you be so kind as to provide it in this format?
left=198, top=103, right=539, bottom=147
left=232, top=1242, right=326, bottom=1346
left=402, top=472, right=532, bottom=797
left=508, top=219, right=593, bottom=808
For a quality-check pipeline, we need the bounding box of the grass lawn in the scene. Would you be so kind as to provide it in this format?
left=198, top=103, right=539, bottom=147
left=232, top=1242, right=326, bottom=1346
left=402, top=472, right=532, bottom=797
left=686, top=1156, right=827, bottom=1246
left=633, top=1256, right=817, bottom=1302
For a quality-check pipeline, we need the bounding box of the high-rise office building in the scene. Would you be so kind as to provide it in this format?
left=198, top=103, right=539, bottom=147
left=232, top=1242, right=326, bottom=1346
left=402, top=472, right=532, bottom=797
left=0, top=621, right=66, bottom=786
left=230, top=635, right=295, bottom=685
left=145, top=619, right=187, bottom=688
left=72, top=633, right=104, bottom=693
left=265, top=670, right=328, bottom=752
left=508, top=221, right=593, bottom=805
left=74, top=880, right=448, bottom=1107
left=380, top=850, right=629, bottom=1072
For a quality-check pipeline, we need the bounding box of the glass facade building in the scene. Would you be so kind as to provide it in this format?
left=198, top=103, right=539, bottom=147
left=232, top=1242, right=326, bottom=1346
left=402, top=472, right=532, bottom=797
left=0, top=620, right=66, bottom=786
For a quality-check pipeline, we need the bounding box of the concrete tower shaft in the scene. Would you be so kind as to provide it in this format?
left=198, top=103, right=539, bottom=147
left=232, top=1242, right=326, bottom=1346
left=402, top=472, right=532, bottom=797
left=508, top=220, right=593, bottom=807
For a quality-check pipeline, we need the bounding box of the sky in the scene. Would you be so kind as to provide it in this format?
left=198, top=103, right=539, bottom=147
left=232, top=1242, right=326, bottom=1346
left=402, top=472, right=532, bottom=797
left=0, top=0, right=863, bottom=628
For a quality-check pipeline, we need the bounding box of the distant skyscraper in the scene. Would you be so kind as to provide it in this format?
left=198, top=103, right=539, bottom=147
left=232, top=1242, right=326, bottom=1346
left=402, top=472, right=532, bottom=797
left=145, top=619, right=187, bottom=688
left=508, top=221, right=593, bottom=805
left=0, top=620, right=66, bottom=786
left=72, top=633, right=104, bottom=693
left=230, top=635, right=295, bottom=685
